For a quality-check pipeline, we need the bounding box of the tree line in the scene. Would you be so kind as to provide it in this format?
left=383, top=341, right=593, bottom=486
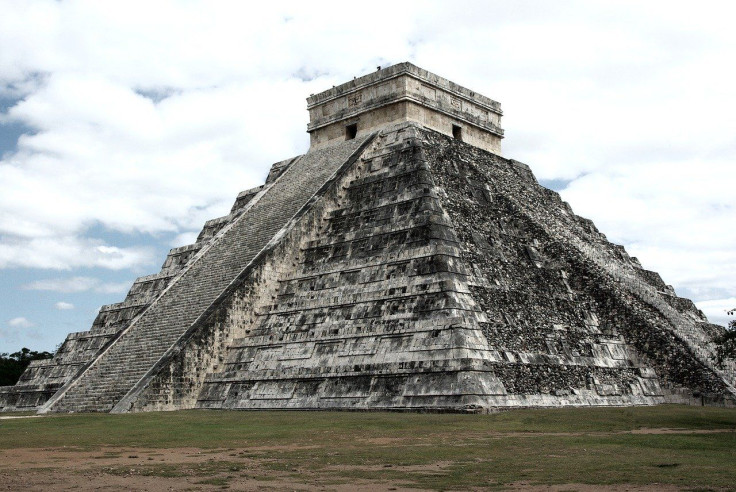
left=714, top=309, right=736, bottom=368
left=0, top=348, right=53, bottom=386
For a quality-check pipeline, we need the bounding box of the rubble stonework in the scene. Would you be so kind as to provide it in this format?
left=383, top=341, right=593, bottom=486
left=1, top=63, right=733, bottom=413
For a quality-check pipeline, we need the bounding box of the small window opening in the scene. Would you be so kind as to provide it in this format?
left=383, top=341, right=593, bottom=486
left=345, top=123, right=358, bottom=140
left=452, top=124, right=463, bottom=141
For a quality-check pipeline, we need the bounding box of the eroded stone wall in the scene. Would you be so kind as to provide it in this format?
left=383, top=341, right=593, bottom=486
left=49, top=137, right=372, bottom=414
left=191, top=125, right=501, bottom=411
left=125, top=125, right=497, bottom=412
left=421, top=128, right=735, bottom=406
left=131, top=123, right=716, bottom=413
left=7, top=121, right=732, bottom=414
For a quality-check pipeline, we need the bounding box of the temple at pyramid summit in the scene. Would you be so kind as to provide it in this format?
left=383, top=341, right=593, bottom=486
left=1, top=62, right=734, bottom=413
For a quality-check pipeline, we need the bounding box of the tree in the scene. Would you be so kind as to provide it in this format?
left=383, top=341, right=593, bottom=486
left=713, top=309, right=736, bottom=368
left=0, top=348, right=53, bottom=386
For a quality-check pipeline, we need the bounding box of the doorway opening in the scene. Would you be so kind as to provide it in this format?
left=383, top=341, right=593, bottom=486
left=345, top=123, right=358, bottom=140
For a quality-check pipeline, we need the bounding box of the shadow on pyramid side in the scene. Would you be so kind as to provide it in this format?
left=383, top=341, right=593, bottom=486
left=1, top=63, right=734, bottom=413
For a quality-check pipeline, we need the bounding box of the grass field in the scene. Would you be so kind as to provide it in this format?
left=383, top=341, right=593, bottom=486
left=1, top=405, right=735, bottom=490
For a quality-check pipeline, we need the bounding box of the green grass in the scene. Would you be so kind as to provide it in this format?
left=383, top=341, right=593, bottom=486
left=1, top=405, right=735, bottom=490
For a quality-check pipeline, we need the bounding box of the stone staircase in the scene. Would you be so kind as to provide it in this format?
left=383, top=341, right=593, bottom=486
left=40, top=137, right=372, bottom=413
left=0, top=159, right=299, bottom=412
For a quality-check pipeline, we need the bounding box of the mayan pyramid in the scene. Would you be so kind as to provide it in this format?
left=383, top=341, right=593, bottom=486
left=1, top=63, right=734, bottom=413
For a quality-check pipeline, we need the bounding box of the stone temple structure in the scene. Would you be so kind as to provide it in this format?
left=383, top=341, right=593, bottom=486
left=1, top=63, right=734, bottom=413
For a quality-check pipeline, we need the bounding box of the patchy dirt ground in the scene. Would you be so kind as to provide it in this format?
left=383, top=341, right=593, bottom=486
left=0, top=440, right=718, bottom=491
left=1, top=410, right=734, bottom=491
left=0, top=445, right=432, bottom=491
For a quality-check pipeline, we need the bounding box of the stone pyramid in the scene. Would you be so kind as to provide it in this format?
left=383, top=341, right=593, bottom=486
left=1, top=63, right=734, bottom=413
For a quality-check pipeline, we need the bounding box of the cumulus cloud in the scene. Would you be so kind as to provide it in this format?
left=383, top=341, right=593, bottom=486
left=0, top=0, right=734, bottom=333
left=1, top=317, right=42, bottom=346
left=0, top=236, right=154, bottom=270
left=54, top=301, right=74, bottom=310
left=7, top=317, right=33, bottom=328
left=171, top=231, right=200, bottom=248
left=23, top=276, right=131, bottom=294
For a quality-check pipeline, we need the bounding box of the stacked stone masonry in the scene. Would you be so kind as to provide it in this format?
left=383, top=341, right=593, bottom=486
left=179, top=124, right=734, bottom=411
left=307, top=63, right=504, bottom=154
left=34, top=122, right=727, bottom=414
left=1, top=66, right=734, bottom=412
left=34, top=137, right=370, bottom=413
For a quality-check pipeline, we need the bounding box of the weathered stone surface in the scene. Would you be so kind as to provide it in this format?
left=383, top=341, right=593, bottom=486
left=419, top=129, right=735, bottom=405
left=307, top=62, right=503, bottom=154
left=0, top=156, right=320, bottom=412
left=38, top=136, right=372, bottom=413
left=125, top=123, right=735, bottom=412
left=2, top=63, right=733, bottom=414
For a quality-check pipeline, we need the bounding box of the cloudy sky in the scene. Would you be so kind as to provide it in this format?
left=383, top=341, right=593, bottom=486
left=0, top=0, right=734, bottom=353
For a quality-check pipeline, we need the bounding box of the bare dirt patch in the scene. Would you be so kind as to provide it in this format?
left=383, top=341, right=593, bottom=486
left=630, top=427, right=736, bottom=434
left=504, top=484, right=686, bottom=491
left=0, top=443, right=724, bottom=491
left=0, top=445, right=425, bottom=491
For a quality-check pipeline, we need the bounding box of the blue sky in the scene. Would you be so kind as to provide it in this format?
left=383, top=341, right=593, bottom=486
left=1, top=0, right=735, bottom=353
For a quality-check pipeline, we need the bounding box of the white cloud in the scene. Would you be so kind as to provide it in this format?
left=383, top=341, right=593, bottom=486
left=54, top=301, right=74, bottom=310
left=171, top=231, right=200, bottom=248
left=95, top=281, right=133, bottom=294
left=23, top=276, right=131, bottom=294
left=24, top=277, right=98, bottom=293
left=0, top=235, right=154, bottom=270
left=7, top=317, right=33, bottom=328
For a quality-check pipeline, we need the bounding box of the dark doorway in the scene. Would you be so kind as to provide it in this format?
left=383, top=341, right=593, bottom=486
left=345, top=123, right=358, bottom=140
